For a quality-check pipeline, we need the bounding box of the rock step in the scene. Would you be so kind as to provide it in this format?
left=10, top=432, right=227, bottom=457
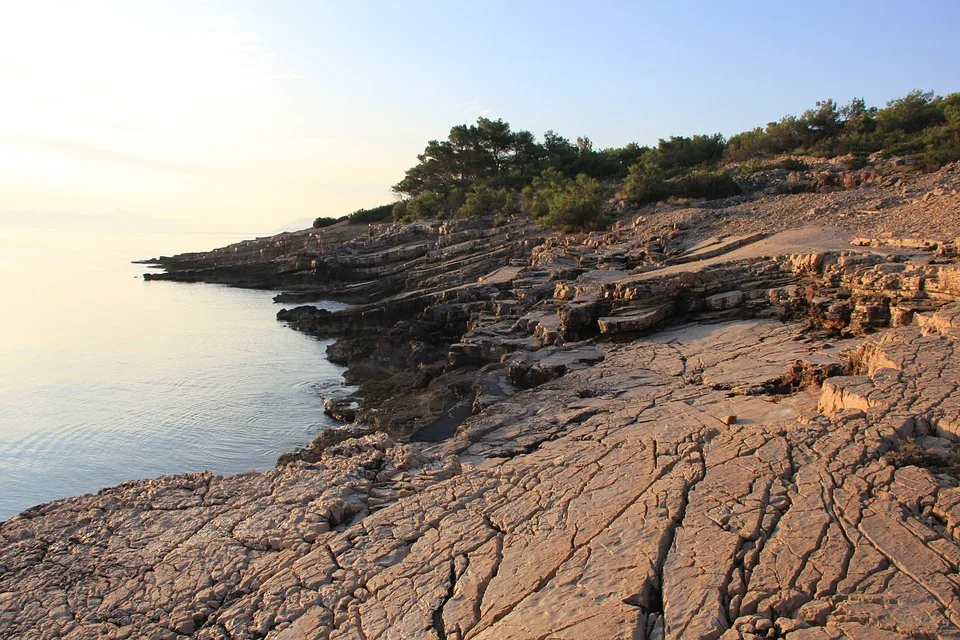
left=598, top=304, right=673, bottom=335
left=665, top=232, right=768, bottom=265
left=405, top=243, right=518, bottom=284
left=338, top=241, right=432, bottom=268
left=428, top=230, right=520, bottom=260
left=851, top=236, right=951, bottom=251
left=448, top=333, right=540, bottom=367
left=412, top=247, right=523, bottom=291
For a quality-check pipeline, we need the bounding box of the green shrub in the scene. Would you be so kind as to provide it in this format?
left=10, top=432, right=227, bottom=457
left=391, top=200, right=408, bottom=222
left=841, top=154, right=869, bottom=170
left=877, top=90, right=945, bottom=135
left=312, top=216, right=340, bottom=228
left=392, top=190, right=447, bottom=222
left=656, top=134, right=726, bottom=173
left=671, top=171, right=742, bottom=200
left=523, top=168, right=607, bottom=232
left=348, top=204, right=394, bottom=224
left=726, top=128, right=770, bottom=161
left=625, top=161, right=740, bottom=204
left=908, top=104, right=960, bottom=170
left=458, top=183, right=520, bottom=217
left=623, top=155, right=667, bottom=201
left=773, top=180, right=817, bottom=195
left=407, top=190, right=443, bottom=220
left=739, top=157, right=809, bottom=175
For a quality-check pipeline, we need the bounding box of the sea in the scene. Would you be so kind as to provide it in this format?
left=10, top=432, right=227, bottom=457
left=0, top=229, right=348, bottom=521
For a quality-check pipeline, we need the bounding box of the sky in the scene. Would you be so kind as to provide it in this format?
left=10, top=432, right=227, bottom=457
left=0, top=0, right=958, bottom=232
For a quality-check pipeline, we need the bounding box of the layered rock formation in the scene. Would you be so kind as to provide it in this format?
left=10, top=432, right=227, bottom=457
left=3, top=159, right=960, bottom=639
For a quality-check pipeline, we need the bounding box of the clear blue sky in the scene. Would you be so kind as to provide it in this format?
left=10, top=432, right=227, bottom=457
left=237, top=0, right=960, bottom=145
left=1, top=0, right=957, bottom=230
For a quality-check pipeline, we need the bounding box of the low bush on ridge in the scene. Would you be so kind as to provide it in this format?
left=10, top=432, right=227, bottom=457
left=312, top=216, right=341, bottom=228
left=623, top=163, right=741, bottom=204
left=523, top=168, right=608, bottom=232
left=348, top=204, right=395, bottom=224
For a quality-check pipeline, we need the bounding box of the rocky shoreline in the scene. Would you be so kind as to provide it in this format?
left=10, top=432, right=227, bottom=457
left=4, top=158, right=960, bottom=639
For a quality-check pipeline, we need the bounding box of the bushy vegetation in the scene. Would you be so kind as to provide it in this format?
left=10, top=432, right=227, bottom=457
left=671, top=171, right=742, bottom=200
left=523, top=168, right=607, bottom=232
left=739, top=157, right=811, bottom=175
left=347, top=204, right=394, bottom=224
left=312, top=216, right=341, bottom=228
left=388, top=118, right=645, bottom=229
left=309, top=90, right=957, bottom=233
left=623, top=163, right=740, bottom=204
left=392, top=118, right=641, bottom=203
left=725, top=91, right=960, bottom=171
left=460, top=183, right=523, bottom=218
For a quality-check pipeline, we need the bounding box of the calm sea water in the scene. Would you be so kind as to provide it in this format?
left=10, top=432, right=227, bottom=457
left=0, top=229, right=348, bottom=521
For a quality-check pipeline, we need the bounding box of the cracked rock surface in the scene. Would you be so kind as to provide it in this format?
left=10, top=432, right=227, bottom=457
left=5, top=160, right=960, bottom=639
left=6, top=315, right=960, bottom=639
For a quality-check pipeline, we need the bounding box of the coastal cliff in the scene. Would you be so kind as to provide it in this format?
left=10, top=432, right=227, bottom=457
left=4, top=158, right=960, bottom=639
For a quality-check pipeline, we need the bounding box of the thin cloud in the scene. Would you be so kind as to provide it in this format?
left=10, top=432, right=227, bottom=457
left=180, top=12, right=304, bottom=80
left=0, top=135, right=211, bottom=176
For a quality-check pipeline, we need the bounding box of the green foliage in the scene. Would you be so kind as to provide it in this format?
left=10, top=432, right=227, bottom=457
left=347, top=204, right=394, bottom=224
left=670, top=171, right=742, bottom=200
left=393, top=190, right=446, bottom=222
left=393, top=117, right=535, bottom=198
left=726, top=128, right=768, bottom=162
left=312, top=216, right=340, bottom=228
left=656, top=134, right=725, bottom=174
left=394, top=117, right=653, bottom=201
left=391, top=200, right=407, bottom=222
left=459, top=183, right=521, bottom=218
left=777, top=157, right=810, bottom=171
left=738, top=157, right=810, bottom=174
left=877, top=90, right=945, bottom=134
left=523, top=168, right=607, bottom=232
left=619, top=135, right=726, bottom=185
left=841, top=154, right=869, bottom=170
left=727, top=91, right=959, bottom=170
left=625, top=159, right=740, bottom=204
left=383, top=89, right=959, bottom=230
left=623, top=154, right=666, bottom=202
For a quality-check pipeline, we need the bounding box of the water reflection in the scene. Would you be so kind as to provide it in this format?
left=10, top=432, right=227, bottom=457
left=0, top=229, right=347, bottom=520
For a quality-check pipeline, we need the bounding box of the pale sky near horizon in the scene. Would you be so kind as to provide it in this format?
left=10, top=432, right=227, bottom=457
left=1, top=0, right=958, bottom=232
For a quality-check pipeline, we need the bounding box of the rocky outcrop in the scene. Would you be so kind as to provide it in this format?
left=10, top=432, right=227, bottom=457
left=143, top=218, right=543, bottom=306
left=4, top=158, right=960, bottom=638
